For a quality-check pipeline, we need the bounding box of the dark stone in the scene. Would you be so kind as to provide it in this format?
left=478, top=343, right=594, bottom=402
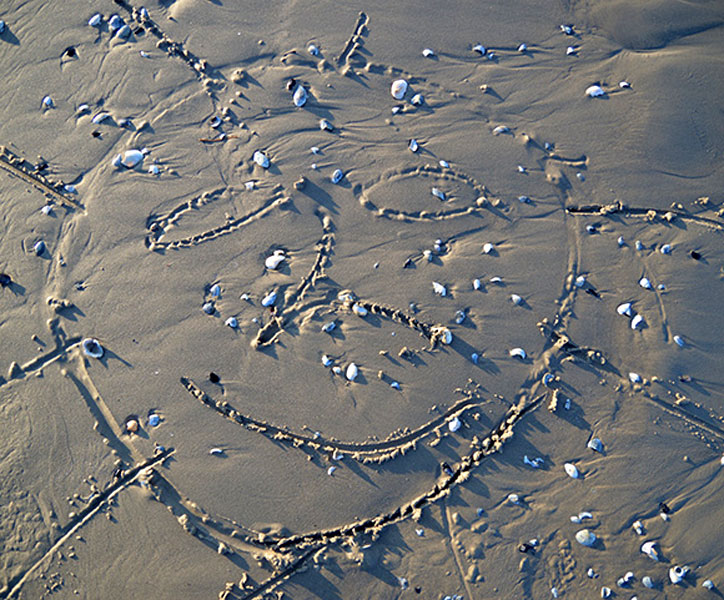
left=0, top=273, right=10, bottom=287
left=209, top=372, right=220, bottom=384
left=690, top=250, right=702, bottom=260
left=658, top=501, right=671, bottom=514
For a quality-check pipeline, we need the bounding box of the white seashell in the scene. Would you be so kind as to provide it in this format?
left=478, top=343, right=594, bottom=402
left=77, top=104, right=90, bottom=115
left=448, top=417, right=461, bottom=432
left=261, top=290, right=277, bottom=307
left=586, top=85, right=605, bottom=97
left=432, top=281, right=447, bottom=296
left=702, top=580, right=714, bottom=590
left=586, top=224, right=596, bottom=234
left=490, top=276, right=503, bottom=284
left=108, top=14, right=122, bottom=30
left=265, top=251, right=285, bottom=270
left=617, top=302, right=633, bottom=317
left=410, top=93, right=423, bottom=106
left=115, top=24, right=131, bottom=39
left=492, top=125, right=510, bottom=135
left=319, top=119, right=334, bottom=132
left=438, top=328, right=453, bottom=344
left=482, top=242, right=495, bottom=254
left=121, top=149, right=144, bottom=168
left=322, top=321, right=336, bottom=333
left=332, top=366, right=342, bottom=375
left=564, top=463, right=580, bottom=478
left=42, top=96, right=53, bottom=108
left=423, top=249, right=432, bottom=261
left=438, top=159, right=449, bottom=168
left=253, top=151, right=270, bottom=168
left=600, top=586, right=611, bottom=598
left=422, top=48, right=435, bottom=57
left=509, top=347, right=526, bottom=360
left=567, top=46, right=577, bottom=55
left=390, top=79, right=408, bottom=100
left=642, top=576, right=654, bottom=588
left=390, top=381, right=400, bottom=390
left=225, top=317, right=238, bottom=328
left=641, top=541, right=659, bottom=561
left=587, top=568, right=597, bottom=578
left=473, top=278, right=482, bottom=290
left=209, top=284, right=221, bottom=298
left=619, top=81, right=630, bottom=88
left=140, top=50, right=150, bottom=58
left=431, top=187, right=445, bottom=200
left=551, top=588, right=559, bottom=598
left=81, top=338, right=104, bottom=359
left=510, top=294, right=523, bottom=305
left=33, top=240, right=46, bottom=255
left=88, top=13, right=102, bottom=27
left=112, top=154, right=123, bottom=167
left=454, top=310, right=466, bottom=324
left=524, top=455, right=543, bottom=468
left=658, top=283, right=666, bottom=291
left=617, top=235, right=625, bottom=246
left=148, top=165, right=160, bottom=176
left=92, top=111, right=112, bottom=124
left=624, top=571, right=635, bottom=584
left=245, top=181, right=255, bottom=191
left=139, top=7, right=149, bottom=20
left=391, top=106, right=400, bottom=114
left=577, top=172, right=585, bottom=181
left=575, top=529, right=596, bottom=547
left=240, top=293, right=250, bottom=301
left=331, top=169, right=343, bottom=184
left=327, top=466, right=336, bottom=476
left=308, top=44, right=319, bottom=56
left=209, top=448, right=224, bottom=455
left=352, top=303, right=368, bottom=317
left=635, top=240, right=644, bottom=250
left=346, top=362, right=358, bottom=381
left=311, top=146, right=320, bottom=154
left=673, top=335, right=685, bottom=347
left=560, top=24, right=574, bottom=34
left=629, top=372, right=642, bottom=383
left=292, top=85, right=308, bottom=107
left=322, top=354, right=333, bottom=367
left=575, top=275, right=586, bottom=287
left=517, top=43, right=527, bottom=52
left=660, top=244, right=672, bottom=254
left=148, top=414, right=160, bottom=427
left=518, top=195, right=531, bottom=203
left=633, top=520, right=644, bottom=535
left=631, top=314, right=644, bottom=330
left=570, top=515, right=581, bottom=524
left=639, top=277, right=652, bottom=289
left=587, top=438, right=603, bottom=452
left=579, top=511, right=593, bottom=520
left=669, top=566, right=688, bottom=584
left=507, top=493, right=520, bottom=504
left=408, top=139, right=419, bottom=152
left=202, top=302, right=214, bottom=314
left=472, top=44, right=486, bottom=54
left=41, top=204, right=53, bottom=215
left=542, top=372, right=555, bottom=387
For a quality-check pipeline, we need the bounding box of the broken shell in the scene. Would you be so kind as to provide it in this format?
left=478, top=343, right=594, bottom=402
left=517, top=43, right=527, bottom=52
left=448, top=416, right=461, bottom=432
left=261, top=290, right=277, bottom=307
left=669, top=566, right=689, bottom=584
left=641, top=541, right=659, bottom=561
left=112, top=154, right=123, bottom=167
left=660, top=244, right=672, bottom=254
left=202, top=302, right=215, bottom=315
left=511, top=294, right=523, bottom=305
left=120, top=149, right=143, bottom=168
left=322, top=321, right=336, bottom=333
left=575, top=529, right=596, bottom=547
left=600, top=586, right=611, bottom=598
left=473, top=278, right=482, bottom=290
left=209, top=448, right=224, bottom=455
left=423, top=249, right=433, bottom=261
left=493, top=125, right=510, bottom=135
left=33, top=240, right=46, bottom=255
left=92, top=111, right=111, bottom=124
left=210, top=284, right=221, bottom=297
left=619, top=81, right=631, bottom=88
left=702, top=580, right=714, bottom=590
left=148, top=164, right=160, bottom=176
left=265, top=251, right=285, bottom=270
left=352, top=303, right=368, bottom=317
left=346, top=363, right=359, bottom=381
left=482, top=242, right=495, bottom=254
left=587, top=438, right=603, bottom=452
left=617, top=235, right=625, bottom=246
left=307, top=43, right=319, bottom=56
left=629, top=372, right=642, bottom=383
left=410, top=93, right=423, bottom=106
left=631, top=314, right=644, bottom=330
left=331, top=169, right=343, bottom=184
left=42, top=95, right=53, bottom=108
left=81, top=338, right=104, bottom=359
left=564, top=463, right=580, bottom=478
left=560, top=24, right=574, bottom=34
left=575, top=275, right=586, bottom=287
left=509, top=347, right=526, bottom=360
left=293, top=85, right=308, bottom=107
left=518, top=195, right=531, bottom=203
left=567, top=46, right=577, bottom=55
left=617, top=302, right=633, bottom=317
left=408, top=139, right=419, bottom=152
left=327, top=466, right=336, bottom=476
left=390, top=79, right=408, bottom=100
left=642, top=576, right=654, bottom=588
left=422, top=48, right=435, bottom=58
left=507, top=493, right=520, bottom=504
left=639, top=277, right=652, bottom=289
left=431, top=187, right=445, bottom=200
left=319, top=119, right=333, bottom=131
left=586, top=84, right=605, bottom=97
left=225, top=317, right=238, bottom=328
left=253, top=151, right=270, bottom=168
left=473, top=44, right=486, bottom=54
left=432, top=281, right=447, bottom=296
left=88, top=13, right=102, bottom=27
left=633, top=520, right=644, bottom=535
left=673, top=335, right=685, bottom=347
left=543, top=372, right=555, bottom=387
left=322, top=354, right=333, bottom=367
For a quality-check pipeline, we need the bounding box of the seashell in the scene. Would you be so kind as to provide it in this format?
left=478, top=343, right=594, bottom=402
left=408, top=139, right=419, bottom=152
left=660, top=244, right=672, bottom=254
left=617, top=302, right=633, bottom=317
left=575, top=275, right=586, bottom=287
left=108, top=14, right=123, bottom=31
left=346, top=362, right=358, bottom=381
left=125, top=419, right=139, bottom=433
left=631, top=314, right=644, bottom=330
left=322, top=321, right=336, bottom=333
left=308, top=43, right=319, bottom=56
left=617, top=235, right=625, bottom=246
left=702, top=580, right=714, bottom=590
left=448, top=416, right=461, bottom=432
left=253, top=150, right=270, bottom=168
left=658, top=283, right=666, bottom=291
left=209, top=448, right=224, bottom=455
left=391, top=106, right=401, bottom=114
left=432, top=281, right=447, bottom=296
left=629, top=372, right=642, bottom=383
left=410, top=93, right=423, bottom=106
left=423, top=249, right=433, bottom=261
left=115, top=24, right=131, bottom=39
left=139, top=7, right=150, bottom=20
left=225, top=317, right=238, bottom=328
left=619, top=81, right=630, bottom=88
left=240, top=293, right=250, bottom=301
left=524, top=455, right=543, bottom=468
left=77, top=104, right=90, bottom=115
left=511, top=294, right=523, bottom=305
left=575, top=529, right=596, bottom=547
left=438, top=160, right=449, bottom=168
left=641, top=541, right=659, bottom=560
left=437, top=328, right=453, bottom=344
left=92, top=111, right=111, bottom=124
left=564, top=463, right=580, bottom=478
left=600, top=586, right=611, bottom=598
left=390, top=79, right=408, bottom=100
left=41, top=204, right=53, bottom=215
left=202, top=302, right=215, bottom=315
left=587, top=438, right=603, bottom=452
left=112, top=154, right=123, bottom=167
left=482, top=242, right=495, bottom=254
left=42, top=95, right=53, bottom=108
left=265, top=251, right=285, bottom=270
left=623, top=571, right=635, bottom=584
left=579, top=511, right=593, bottom=520
left=352, top=303, right=368, bottom=317
left=492, top=125, right=510, bottom=135
left=148, top=414, right=160, bottom=427
left=33, top=240, right=46, bottom=255
left=209, top=284, right=221, bottom=298
left=293, top=85, right=308, bottom=107
left=673, top=335, right=685, bottom=347
left=471, top=353, right=479, bottom=364
left=390, top=381, right=400, bottom=390
left=82, top=338, right=104, bottom=358
left=543, top=372, right=555, bottom=387
left=639, top=277, right=652, bottom=289
left=517, top=165, right=527, bottom=174
left=517, top=43, right=527, bottom=52
left=508, top=493, right=520, bottom=504
left=261, top=290, right=277, bottom=307
left=322, top=354, right=333, bottom=367
left=518, top=195, right=531, bottom=203
left=148, top=164, right=160, bottom=176
left=490, top=276, right=503, bottom=284
left=632, top=520, right=644, bottom=535
left=88, top=13, right=102, bottom=27
left=454, top=310, right=466, bottom=324
left=586, top=85, right=605, bottom=97
left=560, top=24, right=574, bottom=35
left=509, top=347, right=526, bottom=360
left=551, top=588, right=559, bottom=598
left=422, top=48, right=435, bottom=57
left=669, top=566, right=688, bottom=584
left=473, top=278, right=482, bottom=290
left=319, top=119, right=333, bottom=131
left=635, top=240, right=644, bottom=250
left=332, top=366, right=342, bottom=375
left=331, top=169, right=343, bottom=184
left=473, top=44, right=486, bottom=54
left=327, top=466, right=336, bottom=476
left=642, top=576, right=654, bottom=588
left=566, top=46, right=577, bottom=55
left=431, top=187, right=445, bottom=200
left=398, top=577, right=408, bottom=590
left=587, top=568, right=597, bottom=578
left=576, top=172, right=585, bottom=181
left=121, top=149, right=144, bottom=168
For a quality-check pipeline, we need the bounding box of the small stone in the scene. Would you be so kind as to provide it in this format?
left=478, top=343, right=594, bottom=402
left=202, top=302, right=215, bottom=315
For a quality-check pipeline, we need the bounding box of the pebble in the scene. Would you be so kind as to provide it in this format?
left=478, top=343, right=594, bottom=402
left=88, top=14, right=103, bottom=28
left=575, top=529, right=596, bottom=547
left=352, top=303, right=368, bottom=317
left=448, top=417, right=461, bottom=432
left=261, top=290, right=277, bottom=307
left=225, top=317, right=238, bottom=328
left=115, top=24, right=131, bottom=39
left=346, top=363, right=359, bottom=381
left=473, top=278, right=482, bottom=290
left=148, top=164, right=160, bottom=176
left=209, top=284, right=221, bottom=298
left=702, top=580, right=714, bottom=590
left=632, top=520, right=644, bottom=535
left=575, top=275, right=586, bottom=287
left=331, top=169, right=343, bottom=184
left=81, top=338, right=104, bottom=359
left=587, top=438, right=603, bottom=452
left=507, top=493, right=521, bottom=505
left=253, top=150, right=270, bottom=168
left=319, top=119, right=333, bottom=131
left=618, top=236, right=625, bottom=247
left=432, top=281, right=447, bottom=296
left=564, top=463, right=580, bottom=478
left=125, top=419, right=139, bottom=433
left=202, top=302, right=215, bottom=315
left=390, top=79, right=408, bottom=100
left=292, top=85, right=308, bottom=107
left=148, top=414, right=160, bottom=427
left=586, top=84, right=605, bottom=97
left=408, top=139, right=419, bottom=152
left=454, top=310, right=466, bottom=324
left=33, top=240, right=46, bottom=256
left=322, top=321, right=336, bottom=333
left=635, top=240, right=644, bottom=250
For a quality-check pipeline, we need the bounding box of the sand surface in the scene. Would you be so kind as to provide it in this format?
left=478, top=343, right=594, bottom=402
left=1, top=0, right=724, bottom=598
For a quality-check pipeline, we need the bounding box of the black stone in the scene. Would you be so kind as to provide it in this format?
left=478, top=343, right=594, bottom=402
left=0, top=273, right=10, bottom=287
left=414, top=587, right=422, bottom=594
left=209, top=372, right=220, bottom=384
left=63, top=46, right=77, bottom=58
left=690, top=250, right=702, bottom=260
left=92, top=130, right=102, bottom=138
left=518, top=542, right=534, bottom=554
left=658, top=501, right=671, bottom=514
left=286, top=78, right=297, bottom=92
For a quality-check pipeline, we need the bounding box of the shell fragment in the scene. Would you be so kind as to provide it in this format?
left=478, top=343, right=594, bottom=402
left=390, top=79, right=408, bottom=100
left=432, top=281, right=447, bottom=296
left=346, top=362, right=359, bottom=381
left=253, top=151, right=270, bottom=168
left=586, top=85, right=605, bottom=97
left=575, top=529, right=596, bottom=547
left=509, top=347, right=526, bottom=360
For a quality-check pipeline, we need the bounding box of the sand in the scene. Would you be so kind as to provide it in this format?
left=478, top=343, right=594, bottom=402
left=1, top=0, right=723, bottom=598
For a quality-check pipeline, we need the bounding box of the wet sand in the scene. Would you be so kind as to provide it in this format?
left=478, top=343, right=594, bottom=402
left=1, top=0, right=724, bottom=598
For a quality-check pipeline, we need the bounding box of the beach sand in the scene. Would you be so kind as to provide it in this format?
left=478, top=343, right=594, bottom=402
left=1, top=0, right=723, bottom=598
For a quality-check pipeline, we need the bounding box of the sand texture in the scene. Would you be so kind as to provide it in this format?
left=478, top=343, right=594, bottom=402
left=1, top=0, right=724, bottom=598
